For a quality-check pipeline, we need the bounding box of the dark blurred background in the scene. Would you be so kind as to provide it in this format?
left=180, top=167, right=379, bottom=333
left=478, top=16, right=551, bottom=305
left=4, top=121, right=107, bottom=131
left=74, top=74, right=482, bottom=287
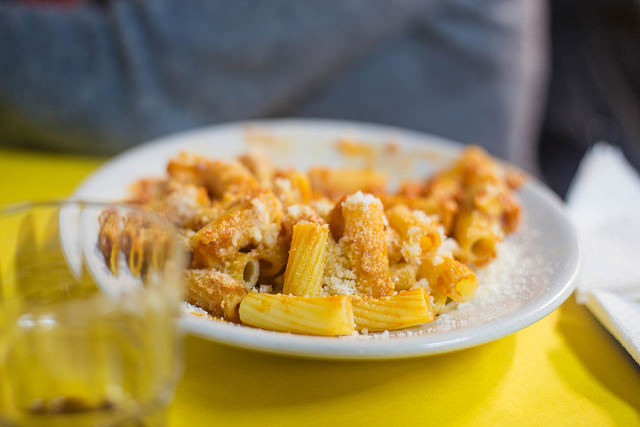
left=0, top=0, right=638, bottom=197
left=539, top=0, right=640, bottom=196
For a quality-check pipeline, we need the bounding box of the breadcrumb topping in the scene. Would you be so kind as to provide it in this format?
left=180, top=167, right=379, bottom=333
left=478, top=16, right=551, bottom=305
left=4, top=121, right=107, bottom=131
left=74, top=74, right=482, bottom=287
left=109, top=145, right=524, bottom=336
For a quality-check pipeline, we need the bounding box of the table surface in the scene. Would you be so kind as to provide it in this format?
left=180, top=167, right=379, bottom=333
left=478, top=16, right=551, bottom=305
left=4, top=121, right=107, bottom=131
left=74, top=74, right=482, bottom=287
left=0, top=148, right=638, bottom=427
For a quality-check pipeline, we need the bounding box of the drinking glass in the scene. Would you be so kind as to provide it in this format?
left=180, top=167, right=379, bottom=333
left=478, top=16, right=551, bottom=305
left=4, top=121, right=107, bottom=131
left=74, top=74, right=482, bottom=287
left=0, top=201, right=187, bottom=426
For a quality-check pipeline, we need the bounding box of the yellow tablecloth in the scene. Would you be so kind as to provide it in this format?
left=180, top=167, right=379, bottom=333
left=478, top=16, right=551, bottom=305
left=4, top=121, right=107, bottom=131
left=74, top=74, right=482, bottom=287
left=1, top=148, right=638, bottom=426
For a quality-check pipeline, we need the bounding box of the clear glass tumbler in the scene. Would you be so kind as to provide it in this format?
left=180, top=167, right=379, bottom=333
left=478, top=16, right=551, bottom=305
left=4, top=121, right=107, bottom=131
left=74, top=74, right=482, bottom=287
left=0, top=202, right=187, bottom=426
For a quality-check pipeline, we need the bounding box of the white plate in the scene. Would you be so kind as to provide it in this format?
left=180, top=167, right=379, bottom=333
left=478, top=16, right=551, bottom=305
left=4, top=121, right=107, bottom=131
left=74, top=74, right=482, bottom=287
left=72, top=119, right=580, bottom=360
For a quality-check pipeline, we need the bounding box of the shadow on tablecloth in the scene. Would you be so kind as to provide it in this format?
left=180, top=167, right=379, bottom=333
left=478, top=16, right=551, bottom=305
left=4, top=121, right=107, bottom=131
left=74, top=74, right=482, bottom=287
left=553, top=295, right=640, bottom=414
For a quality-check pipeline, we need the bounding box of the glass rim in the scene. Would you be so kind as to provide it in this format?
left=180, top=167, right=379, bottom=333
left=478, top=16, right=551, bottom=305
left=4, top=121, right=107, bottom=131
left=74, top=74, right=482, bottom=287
left=0, top=199, right=186, bottom=301
left=0, top=199, right=177, bottom=230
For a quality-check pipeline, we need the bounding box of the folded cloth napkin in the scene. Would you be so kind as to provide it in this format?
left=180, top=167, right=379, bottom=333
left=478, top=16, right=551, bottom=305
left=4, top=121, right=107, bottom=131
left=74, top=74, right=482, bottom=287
left=566, top=143, right=640, bottom=364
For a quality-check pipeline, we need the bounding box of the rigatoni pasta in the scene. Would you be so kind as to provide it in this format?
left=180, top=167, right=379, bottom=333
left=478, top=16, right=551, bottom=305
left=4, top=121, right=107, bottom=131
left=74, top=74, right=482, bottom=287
left=98, top=144, right=524, bottom=336
left=98, top=209, right=121, bottom=275
left=418, top=256, right=478, bottom=303
left=341, top=192, right=393, bottom=298
left=283, top=223, right=329, bottom=296
left=309, top=167, right=386, bottom=199
left=351, top=288, right=434, bottom=332
left=453, top=207, right=500, bottom=267
left=238, top=293, right=354, bottom=336
left=186, top=269, right=248, bottom=322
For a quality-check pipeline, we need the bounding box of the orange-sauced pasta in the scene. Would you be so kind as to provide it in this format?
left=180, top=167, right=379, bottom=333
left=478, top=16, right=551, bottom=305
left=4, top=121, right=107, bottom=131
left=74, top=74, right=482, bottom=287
left=98, top=145, right=524, bottom=336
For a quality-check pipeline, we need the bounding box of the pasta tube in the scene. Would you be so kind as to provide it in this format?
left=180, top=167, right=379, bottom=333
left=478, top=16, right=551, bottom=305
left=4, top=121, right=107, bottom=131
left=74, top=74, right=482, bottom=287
left=429, top=288, right=449, bottom=314
left=425, top=171, right=463, bottom=203
left=350, top=288, right=434, bottom=332
left=128, top=178, right=168, bottom=205
left=327, top=196, right=346, bottom=240
left=187, top=269, right=248, bottom=322
left=386, top=204, right=442, bottom=262
left=341, top=192, right=393, bottom=297
left=453, top=208, right=499, bottom=266
left=159, top=181, right=210, bottom=229
left=145, top=222, right=172, bottom=274
left=206, top=252, right=260, bottom=289
left=273, top=170, right=312, bottom=205
left=120, top=213, right=149, bottom=277
left=167, top=151, right=258, bottom=197
left=308, top=167, right=387, bottom=199
left=191, top=191, right=282, bottom=267
left=418, top=256, right=478, bottom=303
left=471, top=183, right=521, bottom=234
left=256, top=204, right=323, bottom=278
left=257, top=246, right=288, bottom=278
left=378, top=195, right=457, bottom=234
left=283, top=223, right=329, bottom=296
left=289, top=171, right=312, bottom=203
left=238, top=293, right=355, bottom=336
left=390, top=263, right=418, bottom=291
left=98, top=209, right=121, bottom=275
left=242, top=259, right=260, bottom=289
left=445, top=145, right=522, bottom=237
left=238, top=150, right=275, bottom=187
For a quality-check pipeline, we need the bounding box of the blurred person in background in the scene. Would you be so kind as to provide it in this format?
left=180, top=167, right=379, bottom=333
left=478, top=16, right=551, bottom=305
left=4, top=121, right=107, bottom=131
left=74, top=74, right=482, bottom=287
left=0, top=1, right=547, bottom=170
left=539, top=1, right=640, bottom=195
left=4, top=0, right=635, bottom=196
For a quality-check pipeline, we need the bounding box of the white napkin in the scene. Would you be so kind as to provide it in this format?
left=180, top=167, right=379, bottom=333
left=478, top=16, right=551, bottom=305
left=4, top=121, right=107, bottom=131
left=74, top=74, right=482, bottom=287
left=566, top=143, right=640, bottom=364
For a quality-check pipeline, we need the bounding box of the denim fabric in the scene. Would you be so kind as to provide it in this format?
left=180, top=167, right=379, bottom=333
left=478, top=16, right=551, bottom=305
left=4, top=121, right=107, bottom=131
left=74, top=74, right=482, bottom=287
left=0, top=0, right=546, bottom=172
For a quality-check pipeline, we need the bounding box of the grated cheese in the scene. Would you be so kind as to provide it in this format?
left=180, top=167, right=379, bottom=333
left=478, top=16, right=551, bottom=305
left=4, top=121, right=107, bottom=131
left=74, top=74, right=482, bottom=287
left=287, top=204, right=302, bottom=217
left=273, top=177, right=292, bottom=193
left=258, top=285, right=273, bottom=293
left=250, top=197, right=267, bottom=221
left=343, top=191, right=382, bottom=208
left=437, top=237, right=459, bottom=259
left=322, top=238, right=357, bottom=296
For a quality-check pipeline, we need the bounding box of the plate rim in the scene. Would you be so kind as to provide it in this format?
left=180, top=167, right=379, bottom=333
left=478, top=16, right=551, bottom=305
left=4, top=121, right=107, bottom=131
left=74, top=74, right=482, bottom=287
left=72, top=118, right=580, bottom=360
